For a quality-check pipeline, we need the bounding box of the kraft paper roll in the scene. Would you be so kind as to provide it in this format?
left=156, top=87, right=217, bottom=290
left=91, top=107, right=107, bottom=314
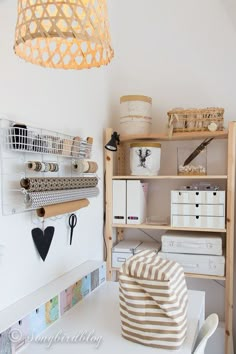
left=20, top=176, right=98, bottom=192
left=37, top=199, right=90, bottom=218
left=87, top=161, right=98, bottom=173
left=25, top=187, right=99, bottom=208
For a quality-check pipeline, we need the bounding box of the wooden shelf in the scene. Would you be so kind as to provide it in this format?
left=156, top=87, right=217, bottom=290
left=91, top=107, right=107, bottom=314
left=185, top=273, right=226, bottom=281
left=112, top=175, right=228, bottom=180
left=112, top=224, right=226, bottom=233
left=120, top=130, right=228, bottom=142
left=112, top=267, right=225, bottom=281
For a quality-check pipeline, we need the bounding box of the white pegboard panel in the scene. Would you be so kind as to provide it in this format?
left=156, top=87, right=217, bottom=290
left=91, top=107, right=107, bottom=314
left=0, top=118, right=95, bottom=216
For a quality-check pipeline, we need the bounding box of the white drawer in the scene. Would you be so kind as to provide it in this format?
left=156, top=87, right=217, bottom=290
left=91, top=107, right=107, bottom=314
left=171, top=203, right=225, bottom=217
left=161, top=234, right=223, bottom=255
left=158, top=252, right=225, bottom=276
left=171, top=215, right=225, bottom=230
left=171, top=191, right=225, bottom=205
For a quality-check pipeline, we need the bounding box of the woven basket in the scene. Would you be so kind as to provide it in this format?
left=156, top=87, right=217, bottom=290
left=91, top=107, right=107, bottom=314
left=167, top=107, right=224, bottom=134
left=14, top=0, right=114, bottom=69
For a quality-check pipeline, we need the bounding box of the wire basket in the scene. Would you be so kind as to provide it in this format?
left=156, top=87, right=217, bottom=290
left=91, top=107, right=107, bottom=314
left=2, top=125, right=92, bottom=159
left=167, top=107, right=224, bottom=134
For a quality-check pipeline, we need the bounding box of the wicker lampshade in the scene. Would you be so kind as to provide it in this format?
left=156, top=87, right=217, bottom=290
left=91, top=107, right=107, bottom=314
left=14, top=0, right=114, bottom=69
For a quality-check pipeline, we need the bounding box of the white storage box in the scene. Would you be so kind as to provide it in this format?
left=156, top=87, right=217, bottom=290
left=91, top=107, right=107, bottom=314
left=112, top=240, right=142, bottom=268
left=158, top=252, right=225, bottom=276
left=134, top=241, right=161, bottom=254
left=161, top=231, right=223, bottom=255
left=130, top=142, right=161, bottom=176
left=171, top=190, right=225, bottom=205
left=171, top=203, right=225, bottom=217
left=171, top=215, right=225, bottom=229
left=120, top=95, right=152, bottom=135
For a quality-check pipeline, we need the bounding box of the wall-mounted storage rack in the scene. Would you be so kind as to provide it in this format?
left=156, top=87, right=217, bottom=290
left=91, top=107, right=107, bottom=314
left=0, top=118, right=95, bottom=215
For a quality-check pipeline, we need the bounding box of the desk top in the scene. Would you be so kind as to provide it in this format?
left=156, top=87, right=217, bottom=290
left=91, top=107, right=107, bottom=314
left=21, top=282, right=205, bottom=354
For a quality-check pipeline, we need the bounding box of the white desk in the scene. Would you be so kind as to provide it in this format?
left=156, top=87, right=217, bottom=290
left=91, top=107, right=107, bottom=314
left=21, top=282, right=205, bottom=354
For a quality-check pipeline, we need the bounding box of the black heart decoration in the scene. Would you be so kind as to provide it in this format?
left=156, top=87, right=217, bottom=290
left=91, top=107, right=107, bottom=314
left=32, top=226, right=55, bottom=261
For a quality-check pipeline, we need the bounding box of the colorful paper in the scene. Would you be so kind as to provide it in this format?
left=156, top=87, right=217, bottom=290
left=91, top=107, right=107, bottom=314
left=60, top=286, right=73, bottom=315
left=45, top=296, right=59, bottom=325
left=27, top=304, right=47, bottom=336
left=81, top=274, right=91, bottom=297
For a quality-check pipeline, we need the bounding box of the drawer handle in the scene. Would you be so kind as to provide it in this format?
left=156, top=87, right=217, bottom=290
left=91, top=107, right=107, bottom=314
left=179, top=192, right=182, bottom=196
left=213, top=192, right=217, bottom=196
left=196, top=216, right=199, bottom=219
left=196, top=192, right=199, bottom=196
left=196, top=204, right=199, bottom=208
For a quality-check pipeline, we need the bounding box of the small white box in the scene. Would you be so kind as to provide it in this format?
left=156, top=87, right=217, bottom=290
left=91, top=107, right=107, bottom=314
left=112, top=240, right=142, bottom=268
left=171, top=203, right=225, bottom=217
left=161, top=231, right=222, bottom=255
left=134, top=241, right=161, bottom=254
left=171, top=215, right=225, bottom=229
left=112, top=180, right=126, bottom=224
left=127, top=180, right=147, bottom=224
left=158, top=252, right=225, bottom=276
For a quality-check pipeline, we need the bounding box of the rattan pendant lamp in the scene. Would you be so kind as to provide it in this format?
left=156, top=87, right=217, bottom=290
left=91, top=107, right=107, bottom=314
left=14, top=0, right=114, bottom=69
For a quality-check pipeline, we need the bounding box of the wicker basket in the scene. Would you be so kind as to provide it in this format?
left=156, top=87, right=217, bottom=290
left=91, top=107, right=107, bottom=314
left=167, top=107, right=224, bottom=134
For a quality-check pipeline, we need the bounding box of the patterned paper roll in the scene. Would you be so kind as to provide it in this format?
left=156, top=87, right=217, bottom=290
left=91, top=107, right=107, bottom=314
left=20, top=176, right=98, bottom=192
left=25, top=187, right=99, bottom=208
left=37, top=199, right=90, bottom=218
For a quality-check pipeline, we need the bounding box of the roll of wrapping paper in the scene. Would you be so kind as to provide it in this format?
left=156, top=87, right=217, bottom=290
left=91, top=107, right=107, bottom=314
left=25, top=187, right=99, bottom=208
left=73, top=160, right=98, bottom=173
left=37, top=199, right=90, bottom=218
left=20, top=176, right=98, bottom=192
left=87, top=161, right=98, bottom=173
left=27, top=161, right=59, bottom=172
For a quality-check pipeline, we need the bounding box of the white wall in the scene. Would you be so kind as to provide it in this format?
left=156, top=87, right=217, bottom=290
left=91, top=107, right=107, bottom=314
left=0, top=0, right=111, bottom=311
left=108, top=0, right=236, bottom=349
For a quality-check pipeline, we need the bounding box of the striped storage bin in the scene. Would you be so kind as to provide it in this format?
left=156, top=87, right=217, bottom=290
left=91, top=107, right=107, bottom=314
left=119, top=250, right=188, bottom=350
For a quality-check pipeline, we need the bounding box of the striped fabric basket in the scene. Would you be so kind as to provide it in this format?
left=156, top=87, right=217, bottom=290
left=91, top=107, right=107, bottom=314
left=119, top=250, right=188, bottom=350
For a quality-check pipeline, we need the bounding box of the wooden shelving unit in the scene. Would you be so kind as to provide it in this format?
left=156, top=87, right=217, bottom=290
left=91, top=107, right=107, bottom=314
left=104, top=124, right=236, bottom=354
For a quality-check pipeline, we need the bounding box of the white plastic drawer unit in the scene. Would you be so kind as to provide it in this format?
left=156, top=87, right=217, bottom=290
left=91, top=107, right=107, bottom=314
left=171, top=190, right=225, bottom=205
left=171, top=190, right=226, bottom=230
